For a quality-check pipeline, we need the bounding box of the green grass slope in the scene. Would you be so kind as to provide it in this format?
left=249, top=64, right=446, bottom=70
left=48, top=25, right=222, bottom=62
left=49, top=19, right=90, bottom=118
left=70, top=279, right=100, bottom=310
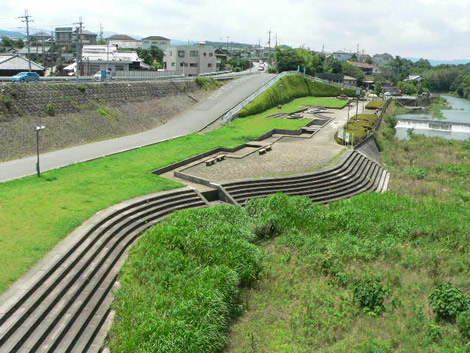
left=238, top=74, right=355, bottom=117
left=0, top=116, right=307, bottom=293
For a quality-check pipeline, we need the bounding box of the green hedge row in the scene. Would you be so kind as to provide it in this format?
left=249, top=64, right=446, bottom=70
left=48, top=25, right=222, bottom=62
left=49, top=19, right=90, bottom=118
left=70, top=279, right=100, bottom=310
left=365, top=100, right=387, bottom=109
left=238, top=74, right=356, bottom=117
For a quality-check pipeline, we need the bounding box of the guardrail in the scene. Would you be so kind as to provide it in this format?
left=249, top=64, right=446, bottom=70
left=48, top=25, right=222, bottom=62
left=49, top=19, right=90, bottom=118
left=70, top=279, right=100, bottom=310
left=0, top=70, right=258, bottom=84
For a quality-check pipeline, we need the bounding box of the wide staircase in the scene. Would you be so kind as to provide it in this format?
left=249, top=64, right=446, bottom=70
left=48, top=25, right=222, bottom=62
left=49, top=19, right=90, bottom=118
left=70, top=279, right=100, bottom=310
left=219, top=151, right=389, bottom=205
left=0, top=187, right=207, bottom=353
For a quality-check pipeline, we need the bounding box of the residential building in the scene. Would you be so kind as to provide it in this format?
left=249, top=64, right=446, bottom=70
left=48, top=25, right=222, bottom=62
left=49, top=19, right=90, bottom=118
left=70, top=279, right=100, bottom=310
left=373, top=53, right=394, bottom=66
left=55, top=27, right=74, bottom=48
left=30, top=31, right=54, bottom=43
left=163, top=42, right=217, bottom=76
left=357, top=53, right=372, bottom=63
left=315, top=73, right=344, bottom=84
left=54, top=27, right=97, bottom=49
left=0, top=54, right=44, bottom=76
left=332, top=51, right=353, bottom=62
left=107, top=34, right=142, bottom=49
left=79, top=45, right=146, bottom=75
left=142, top=36, right=170, bottom=50
left=343, top=75, right=357, bottom=87
left=350, top=62, right=378, bottom=75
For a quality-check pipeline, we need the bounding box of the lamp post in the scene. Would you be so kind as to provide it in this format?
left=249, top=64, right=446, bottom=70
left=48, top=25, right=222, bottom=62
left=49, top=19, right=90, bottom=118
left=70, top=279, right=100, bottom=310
left=35, top=125, right=45, bottom=177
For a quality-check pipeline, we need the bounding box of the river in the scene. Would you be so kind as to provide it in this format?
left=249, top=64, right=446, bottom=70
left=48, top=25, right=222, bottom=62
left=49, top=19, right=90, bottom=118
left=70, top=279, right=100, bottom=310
left=395, top=95, right=470, bottom=140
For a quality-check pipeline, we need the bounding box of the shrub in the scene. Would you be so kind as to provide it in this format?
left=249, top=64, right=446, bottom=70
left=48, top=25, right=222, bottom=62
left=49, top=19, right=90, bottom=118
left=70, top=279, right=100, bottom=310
left=382, top=128, right=395, bottom=140
left=46, top=103, right=55, bottom=116
left=384, top=114, right=397, bottom=129
left=194, top=77, right=222, bottom=90
left=407, top=168, right=429, bottom=180
left=366, top=100, right=386, bottom=109
left=77, top=84, right=87, bottom=93
left=353, top=278, right=387, bottom=314
left=5, top=86, right=18, bottom=98
left=457, top=310, right=470, bottom=340
left=429, top=283, right=469, bottom=321
left=0, top=96, right=12, bottom=109
left=425, top=324, right=442, bottom=343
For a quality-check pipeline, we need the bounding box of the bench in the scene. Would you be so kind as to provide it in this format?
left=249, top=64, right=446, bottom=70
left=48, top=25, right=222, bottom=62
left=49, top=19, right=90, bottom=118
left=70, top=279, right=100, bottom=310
left=258, top=145, right=272, bottom=154
left=216, top=154, right=226, bottom=161
left=205, top=157, right=216, bottom=166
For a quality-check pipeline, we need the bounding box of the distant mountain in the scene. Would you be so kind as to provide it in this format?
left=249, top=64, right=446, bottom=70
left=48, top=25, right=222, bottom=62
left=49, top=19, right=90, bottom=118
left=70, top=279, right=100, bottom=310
left=406, top=57, right=470, bottom=66
left=0, top=30, right=26, bottom=39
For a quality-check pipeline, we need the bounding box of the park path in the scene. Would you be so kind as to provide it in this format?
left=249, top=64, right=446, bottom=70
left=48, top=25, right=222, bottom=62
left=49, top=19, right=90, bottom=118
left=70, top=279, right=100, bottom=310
left=0, top=73, right=275, bottom=182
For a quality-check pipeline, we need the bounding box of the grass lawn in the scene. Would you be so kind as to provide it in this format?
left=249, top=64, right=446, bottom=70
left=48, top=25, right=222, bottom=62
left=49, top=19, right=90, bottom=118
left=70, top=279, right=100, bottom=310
left=0, top=116, right=308, bottom=294
left=248, top=97, right=348, bottom=119
left=366, top=100, right=387, bottom=109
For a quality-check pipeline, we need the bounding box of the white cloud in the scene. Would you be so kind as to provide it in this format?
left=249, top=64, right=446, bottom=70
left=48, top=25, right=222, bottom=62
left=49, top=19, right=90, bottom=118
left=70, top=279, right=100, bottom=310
left=2, top=0, right=470, bottom=60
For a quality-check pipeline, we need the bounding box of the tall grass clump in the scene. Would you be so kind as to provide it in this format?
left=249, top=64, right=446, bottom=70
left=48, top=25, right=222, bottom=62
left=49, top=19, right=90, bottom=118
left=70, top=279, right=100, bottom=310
left=109, top=206, right=263, bottom=353
left=194, top=77, right=223, bottom=90
left=238, top=74, right=355, bottom=117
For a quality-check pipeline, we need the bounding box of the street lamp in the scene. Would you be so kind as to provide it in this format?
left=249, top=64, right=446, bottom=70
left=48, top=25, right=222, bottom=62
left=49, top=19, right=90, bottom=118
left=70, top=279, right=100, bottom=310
left=35, top=125, right=45, bottom=177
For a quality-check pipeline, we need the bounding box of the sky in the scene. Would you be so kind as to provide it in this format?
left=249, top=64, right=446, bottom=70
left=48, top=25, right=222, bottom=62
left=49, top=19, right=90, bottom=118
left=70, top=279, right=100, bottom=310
left=1, top=0, right=470, bottom=60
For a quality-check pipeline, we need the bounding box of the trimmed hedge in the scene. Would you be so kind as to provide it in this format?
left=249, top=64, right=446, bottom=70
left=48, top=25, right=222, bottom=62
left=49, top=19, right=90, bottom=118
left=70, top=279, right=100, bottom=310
left=366, top=100, right=387, bottom=109
left=238, top=74, right=356, bottom=117
left=335, top=113, right=379, bottom=144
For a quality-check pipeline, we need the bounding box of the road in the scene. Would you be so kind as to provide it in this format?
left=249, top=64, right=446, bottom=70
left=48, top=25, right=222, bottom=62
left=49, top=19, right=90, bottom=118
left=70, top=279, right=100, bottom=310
left=0, top=73, right=275, bottom=182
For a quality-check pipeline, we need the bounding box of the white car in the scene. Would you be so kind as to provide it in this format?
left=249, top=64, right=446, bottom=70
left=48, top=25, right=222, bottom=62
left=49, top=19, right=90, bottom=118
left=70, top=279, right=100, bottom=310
left=93, top=70, right=112, bottom=81
left=368, top=93, right=378, bottom=98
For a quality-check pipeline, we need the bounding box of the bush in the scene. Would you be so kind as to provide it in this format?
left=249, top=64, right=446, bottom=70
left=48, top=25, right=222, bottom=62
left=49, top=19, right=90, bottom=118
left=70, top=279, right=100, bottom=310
left=110, top=206, right=264, bottom=353
left=384, top=114, right=397, bottom=129
left=457, top=310, right=470, bottom=340
left=353, top=278, right=387, bottom=314
left=0, top=96, right=12, bottom=109
left=429, top=283, right=469, bottom=321
left=194, top=77, right=222, bottom=90
left=407, top=168, right=429, bottom=180
left=77, top=84, right=87, bottom=93
left=366, top=100, right=386, bottom=109
left=46, top=103, right=55, bottom=116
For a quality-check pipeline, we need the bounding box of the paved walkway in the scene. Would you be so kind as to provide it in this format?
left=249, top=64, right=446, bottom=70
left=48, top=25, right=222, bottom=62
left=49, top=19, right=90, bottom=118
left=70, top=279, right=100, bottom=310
left=170, top=102, right=360, bottom=184
left=0, top=73, right=275, bottom=182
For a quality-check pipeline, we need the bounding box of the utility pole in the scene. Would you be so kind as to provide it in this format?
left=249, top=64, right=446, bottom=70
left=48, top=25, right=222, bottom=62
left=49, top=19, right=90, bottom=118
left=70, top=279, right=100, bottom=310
left=275, top=33, right=278, bottom=47
left=74, top=17, right=83, bottom=82
left=268, top=29, right=271, bottom=50
left=99, top=23, right=104, bottom=42
left=226, top=36, right=229, bottom=53
left=19, top=10, right=33, bottom=72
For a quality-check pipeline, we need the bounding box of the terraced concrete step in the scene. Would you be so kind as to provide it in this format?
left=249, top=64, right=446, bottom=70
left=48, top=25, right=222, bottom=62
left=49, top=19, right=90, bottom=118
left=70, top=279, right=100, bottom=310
left=0, top=188, right=207, bottom=353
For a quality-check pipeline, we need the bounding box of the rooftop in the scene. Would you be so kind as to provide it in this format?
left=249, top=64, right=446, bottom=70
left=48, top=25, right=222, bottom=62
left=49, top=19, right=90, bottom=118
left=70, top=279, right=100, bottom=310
left=0, top=54, right=44, bottom=71
left=108, top=34, right=139, bottom=41
left=143, top=36, right=170, bottom=41
left=350, top=61, right=376, bottom=69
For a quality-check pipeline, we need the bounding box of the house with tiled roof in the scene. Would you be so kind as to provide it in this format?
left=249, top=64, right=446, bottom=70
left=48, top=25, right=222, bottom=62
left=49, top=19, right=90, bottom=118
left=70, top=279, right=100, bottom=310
left=107, top=34, right=142, bottom=49
left=142, top=36, right=170, bottom=50
left=0, top=54, right=44, bottom=76
left=350, top=61, right=381, bottom=75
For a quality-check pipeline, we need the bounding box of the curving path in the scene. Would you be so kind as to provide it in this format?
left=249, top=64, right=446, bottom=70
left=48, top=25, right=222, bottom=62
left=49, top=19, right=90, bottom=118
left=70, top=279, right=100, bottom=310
left=0, top=73, right=275, bottom=183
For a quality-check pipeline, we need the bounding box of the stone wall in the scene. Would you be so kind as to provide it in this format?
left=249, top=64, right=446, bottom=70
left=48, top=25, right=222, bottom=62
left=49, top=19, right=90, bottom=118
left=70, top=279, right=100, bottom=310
left=0, top=80, right=200, bottom=119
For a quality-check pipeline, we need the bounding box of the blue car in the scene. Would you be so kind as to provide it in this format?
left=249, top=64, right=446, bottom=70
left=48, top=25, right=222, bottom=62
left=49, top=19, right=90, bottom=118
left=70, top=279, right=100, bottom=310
left=11, top=72, right=40, bottom=82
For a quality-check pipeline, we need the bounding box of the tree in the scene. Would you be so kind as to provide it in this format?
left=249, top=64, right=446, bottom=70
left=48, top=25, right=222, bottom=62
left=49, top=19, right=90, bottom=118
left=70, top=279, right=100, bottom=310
left=1, top=37, right=13, bottom=47
left=273, top=46, right=303, bottom=73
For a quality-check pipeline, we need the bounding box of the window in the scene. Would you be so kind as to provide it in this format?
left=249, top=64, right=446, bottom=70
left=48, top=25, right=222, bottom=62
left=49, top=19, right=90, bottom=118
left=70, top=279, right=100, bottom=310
left=208, top=63, right=212, bottom=67
left=190, top=63, right=198, bottom=67
left=180, top=62, right=188, bottom=67
left=190, top=51, right=198, bottom=57
left=209, top=52, right=213, bottom=57
left=203, top=52, right=207, bottom=56
left=178, top=50, right=185, bottom=57
left=171, top=62, right=175, bottom=66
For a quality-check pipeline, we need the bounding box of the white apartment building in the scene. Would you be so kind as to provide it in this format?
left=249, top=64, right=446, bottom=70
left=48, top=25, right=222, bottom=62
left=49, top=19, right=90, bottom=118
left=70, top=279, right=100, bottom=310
left=163, top=43, right=217, bottom=76
left=142, top=36, right=170, bottom=50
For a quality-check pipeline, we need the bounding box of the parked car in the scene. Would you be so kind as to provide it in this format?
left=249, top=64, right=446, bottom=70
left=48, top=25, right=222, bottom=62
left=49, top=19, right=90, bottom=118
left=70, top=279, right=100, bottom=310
left=10, top=72, right=40, bottom=82
left=93, top=70, right=112, bottom=81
